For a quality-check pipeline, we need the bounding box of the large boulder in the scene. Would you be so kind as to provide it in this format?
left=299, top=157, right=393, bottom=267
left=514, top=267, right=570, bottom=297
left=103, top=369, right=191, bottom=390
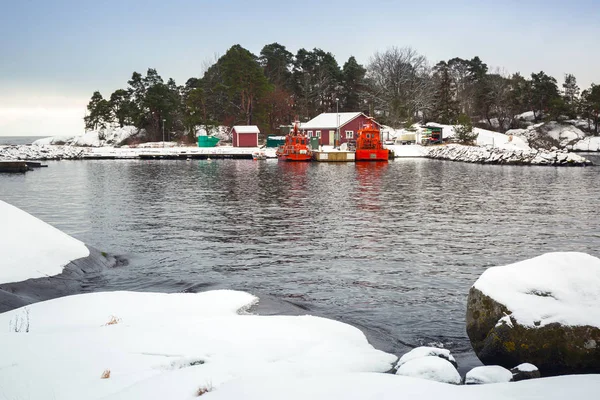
left=466, top=252, right=600, bottom=376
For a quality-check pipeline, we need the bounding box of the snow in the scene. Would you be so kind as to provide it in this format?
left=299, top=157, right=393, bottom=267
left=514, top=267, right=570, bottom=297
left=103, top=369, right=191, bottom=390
left=232, top=125, right=260, bottom=134
left=514, top=363, right=538, bottom=373
left=301, top=112, right=363, bottom=129
left=396, top=356, right=461, bottom=384
left=516, top=111, right=536, bottom=122
left=473, top=252, right=600, bottom=328
left=425, top=123, right=530, bottom=150
left=208, top=373, right=600, bottom=400
left=396, top=346, right=456, bottom=368
left=0, top=200, right=89, bottom=284
left=33, top=126, right=139, bottom=147
left=573, top=136, right=600, bottom=151
left=386, top=144, right=428, bottom=157
left=465, top=366, right=513, bottom=384
left=0, top=290, right=396, bottom=400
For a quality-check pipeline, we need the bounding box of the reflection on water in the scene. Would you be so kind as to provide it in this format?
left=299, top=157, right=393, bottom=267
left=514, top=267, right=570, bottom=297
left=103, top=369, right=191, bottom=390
left=1, top=158, right=599, bottom=368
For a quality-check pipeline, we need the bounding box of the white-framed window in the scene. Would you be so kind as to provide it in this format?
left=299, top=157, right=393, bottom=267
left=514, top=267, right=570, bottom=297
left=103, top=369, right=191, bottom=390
left=316, top=130, right=321, bottom=138
left=307, top=130, right=313, bottom=137
left=345, top=130, right=354, bottom=139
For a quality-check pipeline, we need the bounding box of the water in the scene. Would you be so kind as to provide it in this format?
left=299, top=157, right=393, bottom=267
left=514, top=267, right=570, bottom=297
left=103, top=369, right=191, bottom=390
left=0, top=136, right=47, bottom=145
left=1, top=159, right=599, bottom=370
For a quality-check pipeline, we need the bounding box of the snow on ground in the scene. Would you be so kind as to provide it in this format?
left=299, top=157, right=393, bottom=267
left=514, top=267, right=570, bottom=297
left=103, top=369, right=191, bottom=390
left=0, top=290, right=396, bottom=400
left=573, top=136, right=600, bottom=151
left=0, top=200, right=89, bottom=284
left=425, top=123, right=530, bottom=150
left=208, top=373, right=600, bottom=400
left=196, top=125, right=231, bottom=141
left=465, top=366, right=513, bottom=384
left=396, top=356, right=461, bottom=384
left=507, top=122, right=587, bottom=149
left=33, top=126, right=140, bottom=147
left=386, top=144, right=428, bottom=157
left=473, top=252, right=600, bottom=328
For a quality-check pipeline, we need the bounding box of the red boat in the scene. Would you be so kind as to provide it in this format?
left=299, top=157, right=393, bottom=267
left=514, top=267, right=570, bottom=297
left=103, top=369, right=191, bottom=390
left=276, top=121, right=312, bottom=162
left=355, top=118, right=389, bottom=161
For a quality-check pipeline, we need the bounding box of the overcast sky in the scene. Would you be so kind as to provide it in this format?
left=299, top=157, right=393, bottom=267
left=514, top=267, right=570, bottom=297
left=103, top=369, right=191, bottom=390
left=1, top=0, right=598, bottom=136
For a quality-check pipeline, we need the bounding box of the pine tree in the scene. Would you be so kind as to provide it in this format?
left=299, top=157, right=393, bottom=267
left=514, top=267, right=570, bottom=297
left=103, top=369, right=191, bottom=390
left=84, top=91, right=112, bottom=130
left=454, top=113, right=478, bottom=144
left=432, top=61, right=459, bottom=124
left=562, top=74, right=580, bottom=118
left=580, top=84, right=600, bottom=134
left=340, top=56, right=366, bottom=112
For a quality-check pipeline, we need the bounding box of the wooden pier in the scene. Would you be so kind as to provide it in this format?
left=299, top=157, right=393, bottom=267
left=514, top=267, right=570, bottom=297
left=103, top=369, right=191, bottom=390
left=312, top=151, right=355, bottom=162
left=0, top=161, right=48, bottom=173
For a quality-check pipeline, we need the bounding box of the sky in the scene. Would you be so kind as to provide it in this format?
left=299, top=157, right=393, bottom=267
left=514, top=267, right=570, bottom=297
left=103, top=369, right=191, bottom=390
left=1, top=0, right=598, bottom=136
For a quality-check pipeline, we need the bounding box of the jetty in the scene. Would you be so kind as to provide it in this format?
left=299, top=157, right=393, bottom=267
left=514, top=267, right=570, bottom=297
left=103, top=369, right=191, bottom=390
left=0, top=161, right=47, bottom=173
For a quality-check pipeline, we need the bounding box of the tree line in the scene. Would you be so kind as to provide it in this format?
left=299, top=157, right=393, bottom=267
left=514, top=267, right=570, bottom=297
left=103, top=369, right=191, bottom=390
left=84, top=43, right=600, bottom=142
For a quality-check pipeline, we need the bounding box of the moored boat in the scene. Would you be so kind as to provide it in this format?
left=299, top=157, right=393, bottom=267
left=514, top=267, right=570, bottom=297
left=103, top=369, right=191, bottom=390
left=276, top=121, right=312, bottom=162
left=355, top=118, right=389, bottom=161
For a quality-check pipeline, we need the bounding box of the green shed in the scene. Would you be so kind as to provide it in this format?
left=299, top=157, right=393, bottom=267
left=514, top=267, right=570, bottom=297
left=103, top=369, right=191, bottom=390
left=266, top=135, right=286, bottom=148
left=198, top=136, right=220, bottom=147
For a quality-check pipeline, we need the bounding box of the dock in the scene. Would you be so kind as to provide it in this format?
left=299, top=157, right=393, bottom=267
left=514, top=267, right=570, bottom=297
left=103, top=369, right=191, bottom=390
left=312, top=151, right=355, bottom=162
left=0, top=161, right=28, bottom=173
left=0, top=161, right=48, bottom=173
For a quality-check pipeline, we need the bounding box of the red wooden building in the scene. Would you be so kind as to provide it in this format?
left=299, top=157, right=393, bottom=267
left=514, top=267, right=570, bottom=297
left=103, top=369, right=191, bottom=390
left=300, top=112, right=380, bottom=146
left=232, top=126, right=260, bottom=147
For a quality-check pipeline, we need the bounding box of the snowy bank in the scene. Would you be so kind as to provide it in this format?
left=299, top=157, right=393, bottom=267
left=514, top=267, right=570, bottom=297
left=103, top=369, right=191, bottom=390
left=33, top=126, right=140, bottom=147
left=0, top=200, right=89, bottom=284
left=0, top=290, right=396, bottom=400
left=426, top=144, right=590, bottom=166
left=466, top=252, right=600, bottom=375
left=0, top=200, right=118, bottom=312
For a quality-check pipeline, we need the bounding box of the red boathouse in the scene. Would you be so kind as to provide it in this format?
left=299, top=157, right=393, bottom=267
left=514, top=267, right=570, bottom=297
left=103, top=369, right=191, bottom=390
left=232, top=126, right=260, bottom=147
left=300, top=112, right=380, bottom=146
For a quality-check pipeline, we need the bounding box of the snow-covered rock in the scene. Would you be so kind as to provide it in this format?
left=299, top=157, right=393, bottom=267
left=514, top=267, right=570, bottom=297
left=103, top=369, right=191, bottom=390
left=33, top=126, right=141, bottom=147
left=0, top=290, right=397, bottom=400
left=466, top=252, right=600, bottom=375
left=511, top=363, right=541, bottom=381
left=196, top=125, right=231, bottom=141
left=396, top=356, right=461, bottom=385
left=425, top=144, right=590, bottom=166
left=0, top=200, right=89, bottom=284
left=396, top=346, right=457, bottom=369
left=572, top=136, right=600, bottom=152
left=0, top=144, right=89, bottom=160
left=508, top=122, right=586, bottom=150
left=465, top=366, right=513, bottom=385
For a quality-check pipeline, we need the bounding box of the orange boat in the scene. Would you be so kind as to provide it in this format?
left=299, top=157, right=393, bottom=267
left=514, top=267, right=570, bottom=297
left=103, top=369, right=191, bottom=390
left=276, top=121, right=312, bottom=162
left=355, top=118, right=389, bottom=161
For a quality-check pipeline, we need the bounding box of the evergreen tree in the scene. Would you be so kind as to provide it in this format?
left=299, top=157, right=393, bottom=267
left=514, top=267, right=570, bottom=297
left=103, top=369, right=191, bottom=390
left=432, top=61, right=459, bottom=124
left=580, top=84, right=600, bottom=134
left=109, top=89, right=134, bottom=127
left=340, top=56, right=366, bottom=112
left=84, top=91, right=112, bottom=130
left=259, top=42, right=293, bottom=89
left=530, top=71, right=560, bottom=121
left=454, top=113, right=478, bottom=144
left=219, top=44, right=272, bottom=125
left=562, top=73, right=580, bottom=118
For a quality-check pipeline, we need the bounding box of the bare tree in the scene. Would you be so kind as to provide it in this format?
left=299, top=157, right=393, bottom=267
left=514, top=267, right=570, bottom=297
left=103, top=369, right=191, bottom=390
left=366, top=47, right=432, bottom=127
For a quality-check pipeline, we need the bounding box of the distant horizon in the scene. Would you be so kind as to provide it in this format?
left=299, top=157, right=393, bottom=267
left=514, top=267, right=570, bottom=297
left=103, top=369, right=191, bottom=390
left=2, top=0, right=599, bottom=137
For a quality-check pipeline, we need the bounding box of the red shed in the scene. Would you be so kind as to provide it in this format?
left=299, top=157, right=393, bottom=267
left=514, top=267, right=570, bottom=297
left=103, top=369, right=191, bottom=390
left=232, top=125, right=260, bottom=147
left=300, top=112, right=380, bottom=146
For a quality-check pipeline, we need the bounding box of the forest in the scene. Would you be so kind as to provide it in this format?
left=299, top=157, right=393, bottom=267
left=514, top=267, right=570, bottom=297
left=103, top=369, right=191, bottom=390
left=83, top=43, right=600, bottom=143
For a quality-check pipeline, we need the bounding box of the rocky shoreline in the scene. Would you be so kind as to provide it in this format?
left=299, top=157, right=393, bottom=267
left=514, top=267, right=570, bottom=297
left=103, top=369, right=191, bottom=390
left=426, top=144, right=592, bottom=166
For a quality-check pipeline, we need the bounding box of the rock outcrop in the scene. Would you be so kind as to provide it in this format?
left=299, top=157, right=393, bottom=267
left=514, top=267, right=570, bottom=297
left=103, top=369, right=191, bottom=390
left=426, top=144, right=591, bottom=166
left=0, top=144, right=88, bottom=161
left=466, top=252, right=600, bottom=376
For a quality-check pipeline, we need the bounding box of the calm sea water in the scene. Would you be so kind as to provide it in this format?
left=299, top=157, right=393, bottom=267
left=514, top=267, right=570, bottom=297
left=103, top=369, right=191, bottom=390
left=1, top=158, right=599, bottom=371
left=0, top=136, right=47, bottom=145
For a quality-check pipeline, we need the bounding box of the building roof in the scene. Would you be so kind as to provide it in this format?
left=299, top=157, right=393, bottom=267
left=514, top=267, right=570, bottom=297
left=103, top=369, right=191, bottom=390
left=232, top=125, right=260, bottom=134
left=300, top=112, right=364, bottom=129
